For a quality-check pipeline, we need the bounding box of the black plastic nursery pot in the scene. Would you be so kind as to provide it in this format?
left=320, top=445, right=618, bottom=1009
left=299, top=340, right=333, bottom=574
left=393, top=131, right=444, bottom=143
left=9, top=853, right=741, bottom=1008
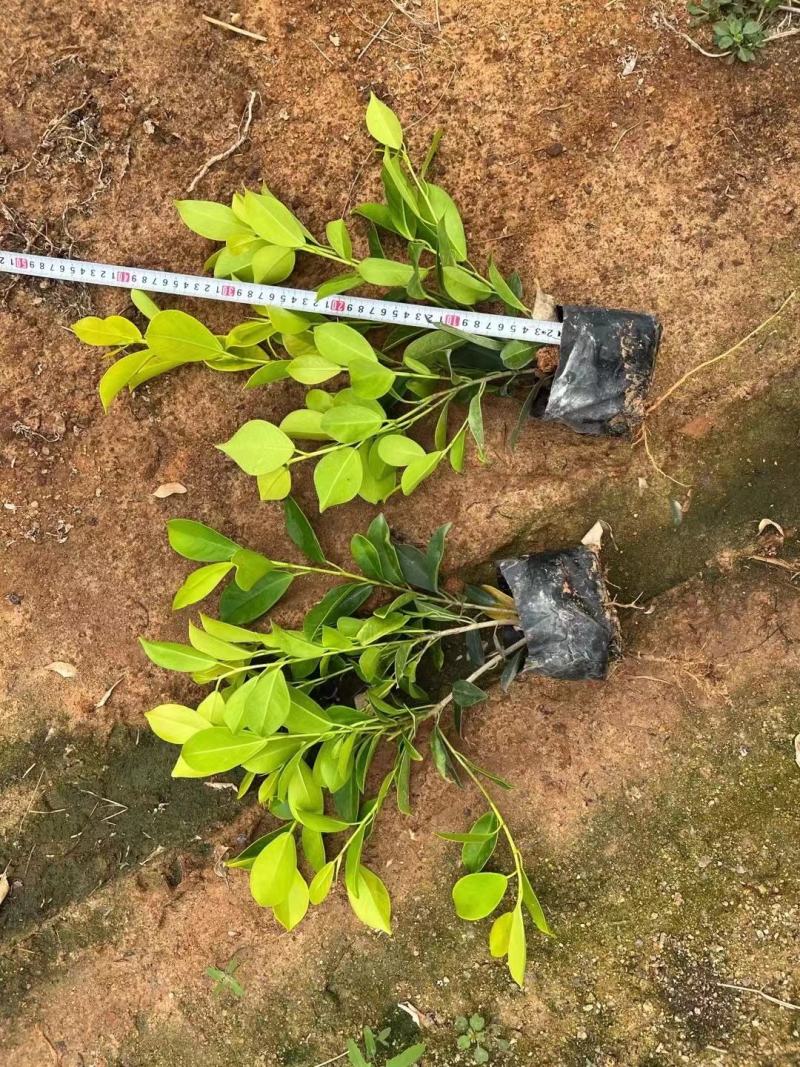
left=496, top=544, right=621, bottom=681
left=540, top=305, right=662, bottom=437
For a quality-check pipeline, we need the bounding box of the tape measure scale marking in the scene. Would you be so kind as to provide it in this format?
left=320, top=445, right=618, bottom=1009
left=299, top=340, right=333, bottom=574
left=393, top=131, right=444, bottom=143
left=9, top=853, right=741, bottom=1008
left=0, top=250, right=563, bottom=346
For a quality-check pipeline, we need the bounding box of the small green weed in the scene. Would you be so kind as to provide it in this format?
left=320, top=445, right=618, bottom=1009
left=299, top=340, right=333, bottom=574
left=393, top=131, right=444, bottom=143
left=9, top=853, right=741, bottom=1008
left=339, top=1025, right=424, bottom=1067
left=453, top=1014, right=511, bottom=1063
left=205, top=955, right=245, bottom=997
left=686, top=0, right=789, bottom=61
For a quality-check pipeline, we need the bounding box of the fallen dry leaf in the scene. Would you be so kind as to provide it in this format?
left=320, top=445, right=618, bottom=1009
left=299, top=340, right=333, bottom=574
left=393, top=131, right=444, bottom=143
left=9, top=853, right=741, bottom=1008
left=45, top=661, right=77, bottom=679
left=794, top=733, right=800, bottom=770
left=153, top=482, right=187, bottom=498
left=95, top=676, right=124, bottom=709
left=0, top=871, right=9, bottom=907
left=582, top=519, right=607, bottom=549
left=758, top=518, right=785, bottom=538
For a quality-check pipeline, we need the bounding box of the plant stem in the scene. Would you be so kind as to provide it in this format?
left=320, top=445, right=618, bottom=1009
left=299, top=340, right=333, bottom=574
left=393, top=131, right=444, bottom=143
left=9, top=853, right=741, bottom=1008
left=428, top=634, right=527, bottom=722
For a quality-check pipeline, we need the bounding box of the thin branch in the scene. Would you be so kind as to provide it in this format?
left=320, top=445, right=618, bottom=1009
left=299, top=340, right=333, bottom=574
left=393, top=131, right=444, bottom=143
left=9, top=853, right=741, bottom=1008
left=718, top=983, right=800, bottom=1012
left=357, top=13, right=393, bottom=61
left=646, top=290, right=797, bottom=415
left=186, top=90, right=258, bottom=194
left=656, top=11, right=731, bottom=57
left=431, top=635, right=528, bottom=720
left=201, top=14, right=269, bottom=43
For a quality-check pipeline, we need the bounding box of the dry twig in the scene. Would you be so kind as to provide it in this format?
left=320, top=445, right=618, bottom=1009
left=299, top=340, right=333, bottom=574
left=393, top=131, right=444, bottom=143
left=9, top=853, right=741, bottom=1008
left=201, top=14, right=269, bottom=43
left=186, top=90, right=258, bottom=194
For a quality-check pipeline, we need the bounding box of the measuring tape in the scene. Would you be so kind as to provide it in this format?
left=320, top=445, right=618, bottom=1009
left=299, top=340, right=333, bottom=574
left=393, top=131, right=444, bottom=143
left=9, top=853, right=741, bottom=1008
left=0, top=249, right=563, bottom=345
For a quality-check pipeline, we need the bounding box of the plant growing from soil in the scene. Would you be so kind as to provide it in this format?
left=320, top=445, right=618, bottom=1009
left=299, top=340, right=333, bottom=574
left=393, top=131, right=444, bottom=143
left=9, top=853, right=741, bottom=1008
left=72, top=96, right=554, bottom=511
left=340, top=1025, right=425, bottom=1067
left=141, top=504, right=550, bottom=984
left=453, top=1014, right=511, bottom=1063
left=685, top=0, right=797, bottom=60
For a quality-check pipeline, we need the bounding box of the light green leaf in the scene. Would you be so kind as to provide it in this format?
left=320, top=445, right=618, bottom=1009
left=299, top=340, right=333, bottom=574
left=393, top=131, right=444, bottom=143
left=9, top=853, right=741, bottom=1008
left=357, top=258, right=414, bottom=288
left=468, top=393, right=485, bottom=456
left=288, top=759, right=324, bottom=817
left=231, top=548, right=272, bottom=591
left=175, top=199, right=249, bottom=241
left=377, top=435, right=426, bottom=467
left=250, top=830, right=297, bottom=906
left=145, top=703, right=208, bottom=745
left=489, top=910, right=514, bottom=958
left=301, top=825, right=326, bottom=872
left=314, top=447, right=364, bottom=511
left=462, top=811, right=500, bottom=873
left=199, top=614, right=262, bottom=645
left=197, top=689, right=227, bottom=724
left=365, top=93, right=404, bottom=149
left=246, top=361, right=292, bottom=388
left=171, top=561, right=233, bottom=610
left=309, top=861, right=336, bottom=905
left=287, top=354, right=340, bottom=385
left=139, top=639, right=217, bottom=673
left=279, top=408, right=328, bottom=441
left=217, top=419, right=294, bottom=476
left=426, top=182, right=468, bottom=261
left=181, top=726, right=267, bottom=774
left=171, top=755, right=209, bottom=778
left=521, top=869, right=552, bottom=935
left=500, top=339, right=537, bottom=370
left=507, top=905, right=527, bottom=986
left=131, top=290, right=160, bottom=319
left=242, top=189, right=305, bottom=248
left=325, top=218, right=353, bottom=259
left=146, top=310, right=225, bottom=362
left=251, top=244, right=296, bottom=284
left=320, top=404, right=384, bottom=444
left=272, top=869, right=309, bottom=931
left=442, top=265, right=493, bottom=306
left=242, top=735, right=303, bottom=774
left=386, top=1045, right=426, bottom=1067
left=349, top=357, right=396, bottom=400
left=249, top=667, right=292, bottom=734
left=97, top=351, right=152, bottom=411
left=225, top=320, right=276, bottom=347
left=400, top=450, right=443, bottom=495
left=315, top=273, right=362, bottom=300
left=72, top=314, right=142, bottom=347
left=267, top=306, right=313, bottom=334
left=314, top=322, right=376, bottom=367
left=257, top=467, right=292, bottom=501
left=297, top=810, right=352, bottom=833
left=347, top=864, right=392, bottom=934
left=452, top=871, right=508, bottom=921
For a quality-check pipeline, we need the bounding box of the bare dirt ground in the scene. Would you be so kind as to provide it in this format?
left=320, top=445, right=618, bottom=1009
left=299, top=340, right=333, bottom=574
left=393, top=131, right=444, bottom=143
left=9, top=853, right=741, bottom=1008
left=1, top=0, right=799, bottom=1064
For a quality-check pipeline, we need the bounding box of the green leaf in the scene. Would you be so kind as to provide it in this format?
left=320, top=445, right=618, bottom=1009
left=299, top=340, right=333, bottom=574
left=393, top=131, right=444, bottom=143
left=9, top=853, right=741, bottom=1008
left=242, top=735, right=303, bottom=774
left=467, top=393, right=485, bottom=456
left=250, top=668, right=292, bottom=734
left=97, top=351, right=152, bottom=410
left=171, top=561, right=233, bottom=610
left=500, top=339, right=537, bottom=371
left=257, top=467, right=292, bottom=501
left=167, top=519, right=238, bottom=563
left=349, top=358, right=396, bottom=400
left=145, top=703, right=209, bottom=745
left=219, top=570, right=294, bottom=625
left=131, top=290, right=160, bottom=319
left=287, top=354, right=340, bottom=385
left=507, top=905, right=527, bottom=986
left=325, top=218, right=353, bottom=259
left=489, top=910, right=514, bottom=958
left=251, top=244, right=296, bottom=284
left=436, top=830, right=496, bottom=844
left=386, top=1045, right=426, bottom=1067
left=426, top=183, right=467, bottom=261
left=377, top=435, right=425, bottom=468
left=320, top=404, right=384, bottom=444
left=242, top=189, right=305, bottom=248
left=279, top=408, right=327, bottom=441
left=304, top=583, right=372, bottom=639
left=452, top=872, right=508, bottom=921
left=146, top=310, right=225, bottom=362
left=246, top=360, right=292, bottom=388
left=297, top=811, right=352, bottom=833
left=300, top=825, right=326, bottom=873
left=283, top=497, right=325, bottom=563
left=452, top=678, right=487, bottom=709
left=314, top=322, right=376, bottom=366
left=314, top=447, right=364, bottom=511
left=346, top=1039, right=370, bottom=1067
left=175, top=199, right=249, bottom=241
left=488, top=258, right=528, bottom=313
left=521, top=869, right=551, bottom=935
left=442, top=265, right=493, bottom=306
left=316, top=273, right=362, bottom=300
left=250, top=830, right=297, bottom=906
left=72, top=314, right=142, bottom=347
left=401, top=451, right=443, bottom=495
left=226, top=827, right=288, bottom=869
left=365, top=93, right=404, bottom=150
left=272, top=869, right=309, bottom=930
left=449, top=426, right=467, bottom=472
left=347, top=864, right=392, bottom=934
left=357, top=257, right=415, bottom=288
left=309, top=860, right=336, bottom=905
left=139, top=639, right=217, bottom=673
left=288, top=759, right=324, bottom=817
left=462, top=812, right=500, bottom=873
left=181, top=727, right=267, bottom=774
left=231, top=548, right=272, bottom=591
left=218, top=419, right=294, bottom=476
